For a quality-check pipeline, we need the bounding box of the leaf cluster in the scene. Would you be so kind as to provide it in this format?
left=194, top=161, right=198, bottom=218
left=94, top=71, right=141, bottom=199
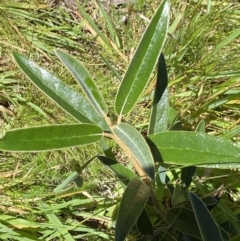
left=1, top=1, right=240, bottom=241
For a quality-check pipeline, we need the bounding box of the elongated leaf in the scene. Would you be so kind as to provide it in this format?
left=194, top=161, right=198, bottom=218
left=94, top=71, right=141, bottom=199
left=0, top=124, right=103, bottom=151
left=180, top=120, right=205, bottom=189
left=189, top=192, right=224, bottom=241
left=212, top=29, right=240, bottom=55
left=53, top=171, right=79, bottom=194
left=55, top=49, right=108, bottom=117
left=148, top=53, right=169, bottom=134
left=136, top=209, right=153, bottom=235
left=115, top=179, right=150, bottom=241
left=113, top=123, right=155, bottom=180
left=98, top=156, right=137, bottom=186
left=12, top=51, right=109, bottom=131
left=148, top=131, right=240, bottom=165
left=181, top=166, right=196, bottom=189
left=38, top=202, right=75, bottom=241
left=76, top=3, right=112, bottom=49
left=166, top=207, right=201, bottom=238
left=115, top=0, right=170, bottom=115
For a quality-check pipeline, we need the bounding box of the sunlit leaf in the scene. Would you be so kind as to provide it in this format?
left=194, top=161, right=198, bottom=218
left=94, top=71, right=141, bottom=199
left=55, top=49, right=108, bottom=117
left=115, top=0, right=170, bottom=116
left=113, top=123, right=155, bottom=180
left=0, top=124, right=103, bottom=151
left=148, top=131, right=240, bottom=165
left=12, top=51, right=109, bottom=131
left=53, top=171, right=79, bottom=194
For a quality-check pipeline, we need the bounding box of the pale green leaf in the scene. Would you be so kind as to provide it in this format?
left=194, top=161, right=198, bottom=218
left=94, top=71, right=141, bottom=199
left=115, top=179, right=150, bottom=241
left=212, top=29, right=240, bottom=55
left=115, top=0, right=170, bottom=115
left=113, top=123, right=155, bottom=180
left=0, top=124, right=103, bottom=152
left=53, top=171, right=79, bottom=194
left=55, top=49, right=108, bottom=117
left=148, top=131, right=240, bottom=165
left=38, top=202, right=75, bottom=241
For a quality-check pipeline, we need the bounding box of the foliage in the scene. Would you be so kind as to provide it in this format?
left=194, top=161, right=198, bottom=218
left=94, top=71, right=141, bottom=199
left=1, top=0, right=240, bottom=240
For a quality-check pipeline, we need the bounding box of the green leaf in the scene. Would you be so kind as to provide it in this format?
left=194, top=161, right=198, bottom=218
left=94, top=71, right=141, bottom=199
left=115, top=179, right=150, bottom=241
left=171, top=186, right=187, bottom=204
left=149, top=53, right=169, bottom=134
left=136, top=209, right=153, bottom=235
left=38, top=202, right=75, bottom=241
left=115, top=0, right=170, bottom=116
left=189, top=192, right=224, bottom=241
left=166, top=207, right=201, bottom=238
left=212, top=28, right=240, bottom=55
left=12, top=51, right=109, bottom=131
left=0, top=124, right=103, bottom=151
left=113, top=123, right=155, bottom=180
left=53, top=171, right=79, bottom=194
left=148, top=131, right=240, bottom=165
left=55, top=49, right=108, bottom=117
left=97, top=156, right=137, bottom=187
left=181, top=166, right=196, bottom=189
left=196, top=120, right=205, bottom=133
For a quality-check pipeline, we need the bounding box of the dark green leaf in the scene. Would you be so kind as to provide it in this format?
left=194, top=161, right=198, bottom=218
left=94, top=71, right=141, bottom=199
left=115, top=179, right=150, bottom=241
left=149, top=53, right=169, bottom=134
left=189, top=192, right=224, bottom=241
left=181, top=166, right=196, bottom=189
left=115, top=0, right=170, bottom=115
left=166, top=208, right=201, bottom=238
left=136, top=209, right=153, bottom=235
left=0, top=124, right=103, bottom=151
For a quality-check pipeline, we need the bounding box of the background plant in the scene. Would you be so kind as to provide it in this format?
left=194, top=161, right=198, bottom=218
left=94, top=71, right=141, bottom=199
left=1, top=0, right=240, bottom=240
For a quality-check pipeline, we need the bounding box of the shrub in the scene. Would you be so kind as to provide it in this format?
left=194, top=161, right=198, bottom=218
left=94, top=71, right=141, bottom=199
left=1, top=1, right=240, bottom=240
